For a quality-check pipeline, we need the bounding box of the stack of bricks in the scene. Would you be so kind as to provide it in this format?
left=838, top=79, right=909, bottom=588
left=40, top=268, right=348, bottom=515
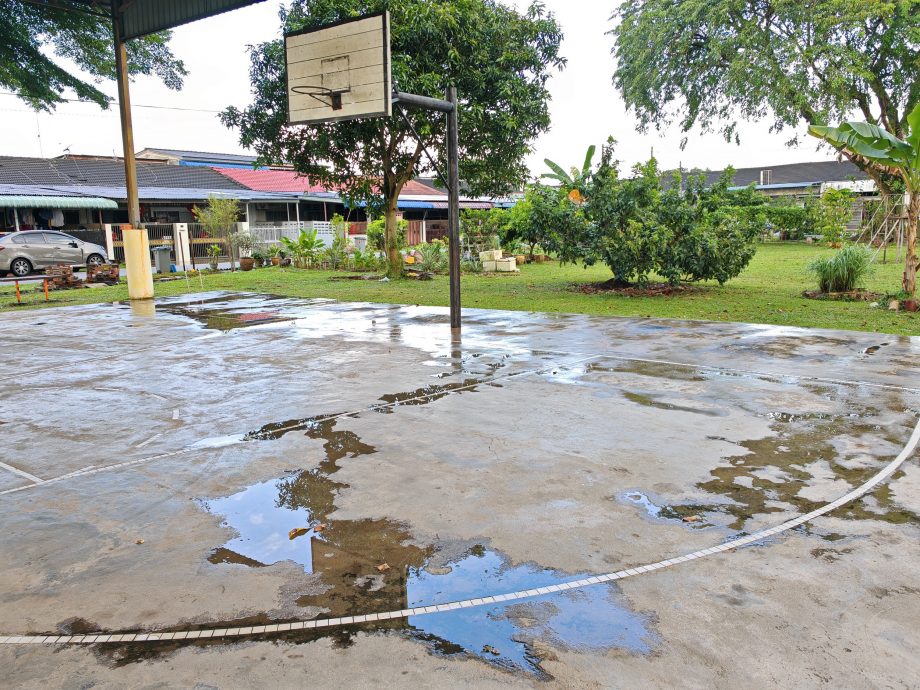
left=44, top=265, right=83, bottom=290
left=86, top=263, right=120, bottom=285
left=479, top=249, right=518, bottom=273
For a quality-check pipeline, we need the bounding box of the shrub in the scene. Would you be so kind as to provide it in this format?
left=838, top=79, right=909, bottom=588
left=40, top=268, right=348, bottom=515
left=367, top=218, right=407, bottom=252
left=415, top=242, right=447, bottom=273
left=807, top=245, right=873, bottom=293
left=765, top=203, right=811, bottom=240
left=544, top=142, right=764, bottom=286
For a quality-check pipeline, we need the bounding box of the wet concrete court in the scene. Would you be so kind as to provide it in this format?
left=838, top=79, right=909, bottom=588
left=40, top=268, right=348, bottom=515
left=0, top=292, right=918, bottom=688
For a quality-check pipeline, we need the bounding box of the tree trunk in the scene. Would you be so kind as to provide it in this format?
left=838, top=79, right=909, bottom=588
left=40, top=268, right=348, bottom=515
left=903, top=191, right=919, bottom=296
left=384, top=195, right=402, bottom=279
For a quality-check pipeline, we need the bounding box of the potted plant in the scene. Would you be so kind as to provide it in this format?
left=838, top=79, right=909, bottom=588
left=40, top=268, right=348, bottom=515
left=206, top=244, right=222, bottom=271
left=251, top=250, right=266, bottom=268
left=268, top=245, right=282, bottom=266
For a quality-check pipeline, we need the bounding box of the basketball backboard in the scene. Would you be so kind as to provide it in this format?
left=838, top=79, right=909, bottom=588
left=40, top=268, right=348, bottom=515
left=285, top=12, right=392, bottom=125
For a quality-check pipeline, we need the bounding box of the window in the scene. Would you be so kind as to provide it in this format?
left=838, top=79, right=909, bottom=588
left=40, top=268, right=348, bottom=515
left=11, top=232, right=43, bottom=244
left=760, top=169, right=773, bottom=186
left=43, top=233, right=75, bottom=245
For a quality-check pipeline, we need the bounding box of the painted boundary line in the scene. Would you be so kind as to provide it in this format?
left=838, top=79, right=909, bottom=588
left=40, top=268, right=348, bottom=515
left=0, top=354, right=600, bottom=498
left=5, top=349, right=917, bottom=498
left=1, top=415, right=917, bottom=646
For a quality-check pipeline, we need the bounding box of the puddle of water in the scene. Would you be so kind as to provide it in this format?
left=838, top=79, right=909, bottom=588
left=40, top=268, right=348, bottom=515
left=623, top=391, right=725, bottom=417
left=406, top=547, right=656, bottom=676
left=200, top=404, right=656, bottom=677
left=621, top=491, right=713, bottom=526
left=189, top=434, right=246, bottom=450
left=201, top=476, right=317, bottom=570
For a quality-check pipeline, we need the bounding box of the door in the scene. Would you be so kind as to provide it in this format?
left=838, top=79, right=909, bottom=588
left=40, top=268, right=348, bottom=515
left=44, top=232, right=84, bottom=265
left=10, top=231, right=53, bottom=267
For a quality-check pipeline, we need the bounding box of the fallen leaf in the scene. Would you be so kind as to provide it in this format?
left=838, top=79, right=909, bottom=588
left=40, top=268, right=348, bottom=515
left=135, top=539, right=145, bottom=545
left=313, top=523, right=327, bottom=533
left=682, top=515, right=702, bottom=523
left=482, top=645, right=500, bottom=656
left=288, top=527, right=310, bottom=540
left=376, top=563, right=391, bottom=572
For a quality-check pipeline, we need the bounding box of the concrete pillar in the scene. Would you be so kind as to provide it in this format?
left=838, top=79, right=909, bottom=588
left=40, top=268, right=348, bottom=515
left=122, top=226, right=154, bottom=299
left=104, top=224, right=115, bottom=259
left=421, top=219, right=427, bottom=243
left=174, top=223, right=192, bottom=271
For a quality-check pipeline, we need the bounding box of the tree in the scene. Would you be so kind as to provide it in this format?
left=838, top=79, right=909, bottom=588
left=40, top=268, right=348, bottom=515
left=193, top=196, right=242, bottom=271
left=542, top=141, right=765, bottom=286
left=222, top=0, right=564, bottom=278
left=612, top=0, right=919, bottom=194
left=2, top=2, right=186, bottom=111
left=809, top=103, right=920, bottom=295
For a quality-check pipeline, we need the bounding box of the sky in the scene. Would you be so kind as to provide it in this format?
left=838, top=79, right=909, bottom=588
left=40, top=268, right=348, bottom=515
left=3, top=0, right=837, bottom=175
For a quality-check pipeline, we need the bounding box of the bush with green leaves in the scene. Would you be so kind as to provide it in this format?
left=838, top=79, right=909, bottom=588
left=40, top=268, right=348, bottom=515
left=765, top=203, right=811, bottom=240
left=812, top=188, right=855, bottom=246
left=323, top=234, right=349, bottom=270
left=281, top=229, right=325, bottom=268
left=367, top=218, right=407, bottom=253
left=807, top=245, right=873, bottom=293
left=414, top=242, right=448, bottom=273
left=461, top=208, right=511, bottom=255
left=540, top=141, right=765, bottom=286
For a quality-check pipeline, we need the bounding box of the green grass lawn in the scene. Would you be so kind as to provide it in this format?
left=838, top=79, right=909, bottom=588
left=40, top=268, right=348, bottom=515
left=2, top=243, right=916, bottom=335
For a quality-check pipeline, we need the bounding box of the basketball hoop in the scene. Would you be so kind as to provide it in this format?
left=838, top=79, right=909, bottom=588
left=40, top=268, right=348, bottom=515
left=291, top=85, right=343, bottom=111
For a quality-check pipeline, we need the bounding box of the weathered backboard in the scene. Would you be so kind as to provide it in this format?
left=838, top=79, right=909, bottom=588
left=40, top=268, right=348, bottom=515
left=285, top=12, right=392, bottom=125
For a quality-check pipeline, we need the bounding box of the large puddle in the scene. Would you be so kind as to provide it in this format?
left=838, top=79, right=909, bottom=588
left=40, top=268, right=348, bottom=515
left=200, top=472, right=655, bottom=676
left=196, top=404, right=656, bottom=676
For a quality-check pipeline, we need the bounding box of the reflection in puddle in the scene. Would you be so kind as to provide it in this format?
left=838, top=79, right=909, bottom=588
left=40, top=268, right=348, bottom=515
left=202, top=403, right=656, bottom=677
left=408, top=548, right=656, bottom=675
left=201, top=470, right=657, bottom=678
left=621, top=491, right=712, bottom=526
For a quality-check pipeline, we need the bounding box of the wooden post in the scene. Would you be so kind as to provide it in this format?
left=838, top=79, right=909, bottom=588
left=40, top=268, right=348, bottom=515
left=112, top=3, right=139, bottom=228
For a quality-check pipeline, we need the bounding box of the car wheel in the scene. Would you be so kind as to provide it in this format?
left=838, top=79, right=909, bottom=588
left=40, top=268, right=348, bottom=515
left=10, top=258, right=32, bottom=277
left=86, top=253, right=105, bottom=268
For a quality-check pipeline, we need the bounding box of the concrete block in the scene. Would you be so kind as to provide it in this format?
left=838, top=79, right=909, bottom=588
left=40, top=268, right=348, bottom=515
left=479, top=250, right=502, bottom=262
left=495, top=258, right=517, bottom=272
left=483, top=260, right=497, bottom=272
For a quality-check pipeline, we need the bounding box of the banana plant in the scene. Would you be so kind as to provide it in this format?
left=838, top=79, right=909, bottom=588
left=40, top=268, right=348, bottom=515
left=809, top=103, right=920, bottom=295
left=542, top=144, right=597, bottom=193
left=280, top=229, right=325, bottom=268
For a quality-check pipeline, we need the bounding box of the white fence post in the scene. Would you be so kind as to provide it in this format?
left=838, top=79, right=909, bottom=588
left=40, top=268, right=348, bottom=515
left=103, top=223, right=115, bottom=260
left=173, top=223, right=192, bottom=271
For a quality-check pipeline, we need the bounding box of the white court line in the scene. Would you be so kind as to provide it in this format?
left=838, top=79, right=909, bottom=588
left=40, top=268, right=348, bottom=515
left=0, top=462, right=43, bottom=485
left=135, top=432, right=165, bottom=449
left=2, top=414, right=917, bottom=646
left=0, top=355, right=599, bottom=498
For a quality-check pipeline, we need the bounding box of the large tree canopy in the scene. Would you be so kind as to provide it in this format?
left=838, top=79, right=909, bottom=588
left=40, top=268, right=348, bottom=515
left=2, top=1, right=187, bottom=111
left=612, top=0, right=920, bottom=192
left=222, top=0, right=564, bottom=277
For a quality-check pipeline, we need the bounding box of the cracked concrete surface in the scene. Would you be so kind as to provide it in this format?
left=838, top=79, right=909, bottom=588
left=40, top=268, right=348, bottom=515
left=0, top=292, right=918, bottom=687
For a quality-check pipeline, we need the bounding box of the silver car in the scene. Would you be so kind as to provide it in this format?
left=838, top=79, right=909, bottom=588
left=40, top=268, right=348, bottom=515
left=0, top=231, right=108, bottom=277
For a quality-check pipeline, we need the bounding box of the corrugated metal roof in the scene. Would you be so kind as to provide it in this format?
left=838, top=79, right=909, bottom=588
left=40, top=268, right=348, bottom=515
left=216, top=167, right=328, bottom=193
left=0, top=196, right=117, bottom=209
left=111, top=0, right=267, bottom=40
left=0, top=156, right=248, bottom=191
left=139, top=148, right=261, bottom=165
left=1, top=182, right=299, bottom=204
left=693, top=160, right=870, bottom=187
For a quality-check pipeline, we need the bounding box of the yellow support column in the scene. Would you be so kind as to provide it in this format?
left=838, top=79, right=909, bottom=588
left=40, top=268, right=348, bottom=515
left=123, top=226, right=154, bottom=299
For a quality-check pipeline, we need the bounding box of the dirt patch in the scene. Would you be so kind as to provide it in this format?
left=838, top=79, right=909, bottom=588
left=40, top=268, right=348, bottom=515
left=801, top=289, right=882, bottom=302
left=576, top=281, right=703, bottom=297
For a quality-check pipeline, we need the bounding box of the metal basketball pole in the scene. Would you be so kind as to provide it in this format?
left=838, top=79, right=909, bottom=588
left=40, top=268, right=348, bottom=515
left=392, top=88, right=462, bottom=331
left=446, top=86, right=461, bottom=331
